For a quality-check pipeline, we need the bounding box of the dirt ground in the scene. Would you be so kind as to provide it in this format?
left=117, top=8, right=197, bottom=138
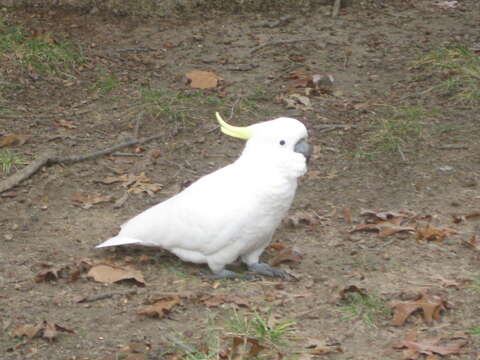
left=1, top=1, right=480, bottom=359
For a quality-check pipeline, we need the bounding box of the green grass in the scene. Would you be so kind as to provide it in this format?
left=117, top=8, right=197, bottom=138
left=164, top=311, right=295, bottom=359
left=227, top=310, right=296, bottom=346
left=91, top=72, right=119, bottom=96
left=469, top=326, right=480, bottom=336
left=0, top=18, right=84, bottom=72
left=352, top=105, right=428, bottom=159
left=338, top=292, right=388, bottom=328
left=0, top=150, right=24, bottom=173
left=415, top=45, right=480, bottom=103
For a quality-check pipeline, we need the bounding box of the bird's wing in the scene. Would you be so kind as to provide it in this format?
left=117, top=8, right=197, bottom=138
left=115, top=162, right=295, bottom=258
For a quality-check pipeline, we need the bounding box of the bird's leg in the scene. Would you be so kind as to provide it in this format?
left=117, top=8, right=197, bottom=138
left=248, top=262, right=288, bottom=279
left=200, top=269, right=257, bottom=280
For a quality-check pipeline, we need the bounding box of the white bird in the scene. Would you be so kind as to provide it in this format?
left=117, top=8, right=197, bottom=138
left=96, top=112, right=312, bottom=279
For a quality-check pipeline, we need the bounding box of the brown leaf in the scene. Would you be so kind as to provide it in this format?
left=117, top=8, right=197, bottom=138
left=228, top=336, right=267, bottom=360
left=137, top=296, right=181, bottom=317
left=351, top=221, right=415, bottom=238
left=286, top=209, right=320, bottom=228
left=339, top=285, right=368, bottom=300
left=34, top=263, right=68, bottom=282
left=304, top=336, right=343, bottom=356
left=343, top=207, right=352, bottom=224
left=54, top=119, right=77, bottom=129
left=388, top=293, right=448, bottom=326
left=71, top=193, right=112, bottom=209
left=416, top=224, right=458, bottom=242
left=99, top=173, right=162, bottom=197
left=462, top=233, right=480, bottom=251
left=271, top=247, right=303, bottom=266
left=42, top=321, right=58, bottom=342
left=185, top=70, right=223, bottom=89
left=395, top=332, right=467, bottom=357
left=281, top=93, right=312, bottom=110
left=0, top=134, right=30, bottom=147
left=13, top=324, right=43, bottom=339
left=360, top=209, right=412, bottom=221
left=87, top=264, right=145, bottom=286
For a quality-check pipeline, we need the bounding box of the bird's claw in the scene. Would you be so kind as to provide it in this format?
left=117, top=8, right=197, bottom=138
left=200, top=269, right=258, bottom=280
left=248, top=262, right=288, bottom=279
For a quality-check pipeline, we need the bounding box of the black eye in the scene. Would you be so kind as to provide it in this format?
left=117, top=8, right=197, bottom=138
left=279, top=140, right=286, bottom=146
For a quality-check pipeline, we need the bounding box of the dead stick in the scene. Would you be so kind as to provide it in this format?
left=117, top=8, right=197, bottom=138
left=77, top=289, right=138, bottom=303
left=332, top=0, right=342, bottom=18
left=0, top=134, right=163, bottom=194
left=250, top=39, right=315, bottom=54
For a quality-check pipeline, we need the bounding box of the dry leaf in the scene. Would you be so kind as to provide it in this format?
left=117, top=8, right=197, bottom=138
left=416, top=224, right=458, bottom=242
left=54, top=119, right=77, bottom=129
left=137, top=296, right=181, bottom=317
left=388, top=293, right=448, bottom=326
left=186, top=70, right=223, bottom=89
left=228, top=336, right=267, bottom=360
left=0, top=134, right=30, bottom=147
left=12, top=321, right=74, bottom=342
left=304, top=337, right=343, bottom=356
left=343, top=207, right=352, bottom=224
left=13, top=324, right=43, bottom=339
left=351, top=221, right=415, bottom=238
left=339, top=285, right=368, bottom=300
left=462, top=233, right=480, bottom=251
left=99, top=173, right=162, bottom=197
left=281, top=93, right=312, bottom=110
left=87, top=264, right=146, bottom=286
left=395, top=332, right=467, bottom=357
left=286, top=209, right=320, bottom=228
left=271, top=247, right=303, bottom=266
left=71, top=193, right=112, bottom=209
left=34, top=263, right=68, bottom=282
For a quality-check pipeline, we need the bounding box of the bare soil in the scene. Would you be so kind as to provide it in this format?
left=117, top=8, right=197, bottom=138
left=1, top=1, right=480, bottom=359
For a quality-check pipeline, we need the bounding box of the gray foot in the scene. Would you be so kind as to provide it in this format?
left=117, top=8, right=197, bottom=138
left=248, top=263, right=288, bottom=279
left=200, top=269, right=257, bottom=280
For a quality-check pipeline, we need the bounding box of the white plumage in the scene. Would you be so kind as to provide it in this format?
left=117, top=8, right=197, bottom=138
left=96, top=114, right=311, bottom=279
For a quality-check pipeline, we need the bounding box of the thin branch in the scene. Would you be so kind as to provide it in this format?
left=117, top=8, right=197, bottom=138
left=332, top=0, right=342, bottom=18
left=0, top=134, right=164, bottom=194
left=250, top=39, right=315, bottom=54
left=77, top=289, right=138, bottom=303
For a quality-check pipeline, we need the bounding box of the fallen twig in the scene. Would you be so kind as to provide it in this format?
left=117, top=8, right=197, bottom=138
left=0, top=134, right=163, bottom=194
left=116, top=47, right=154, bottom=53
left=77, top=289, right=138, bottom=303
left=332, top=0, right=342, bottom=18
left=317, top=124, right=356, bottom=133
left=250, top=39, right=315, bottom=54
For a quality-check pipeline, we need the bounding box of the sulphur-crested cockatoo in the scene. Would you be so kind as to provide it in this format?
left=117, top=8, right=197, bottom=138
left=96, top=113, right=312, bottom=279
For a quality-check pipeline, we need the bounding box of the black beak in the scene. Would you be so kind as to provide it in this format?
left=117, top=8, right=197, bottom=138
left=294, top=139, right=312, bottom=163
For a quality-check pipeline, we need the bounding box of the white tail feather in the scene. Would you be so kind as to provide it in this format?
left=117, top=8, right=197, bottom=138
left=96, top=236, right=142, bottom=248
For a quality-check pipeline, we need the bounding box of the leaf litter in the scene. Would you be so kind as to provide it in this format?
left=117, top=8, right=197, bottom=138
left=394, top=331, right=467, bottom=358
left=137, top=295, right=181, bottom=317
left=388, top=293, right=449, bottom=326
left=87, top=263, right=146, bottom=286
left=13, top=321, right=74, bottom=342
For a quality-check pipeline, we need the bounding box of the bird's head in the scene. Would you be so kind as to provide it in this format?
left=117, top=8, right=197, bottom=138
left=216, top=112, right=312, bottom=178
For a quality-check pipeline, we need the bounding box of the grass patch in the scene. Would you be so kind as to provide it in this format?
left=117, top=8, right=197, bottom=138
left=352, top=105, right=428, bottom=159
left=0, top=18, right=84, bottom=72
left=164, top=311, right=295, bottom=359
left=91, top=72, right=119, bottom=96
left=0, top=150, right=25, bottom=173
left=227, top=310, right=296, bottom=346
left=469, top=326, right=480, bottom=336
left=339, top=292, right=389, bottom=328
left=138, top=86, right=273, bottom=129
left=415, top=45, right=480, bottom=103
